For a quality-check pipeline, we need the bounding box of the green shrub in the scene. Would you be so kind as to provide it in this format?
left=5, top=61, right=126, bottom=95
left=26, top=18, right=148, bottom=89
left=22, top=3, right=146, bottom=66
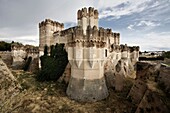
left=162, top=51, right=170, bottom=58
left=23, top=57, right=32, bottom=71
left=36, top=43, right=68, bottom=81
left=44, top=45, right=48, bottom=56
left=0, top=41, right=11, bottom=51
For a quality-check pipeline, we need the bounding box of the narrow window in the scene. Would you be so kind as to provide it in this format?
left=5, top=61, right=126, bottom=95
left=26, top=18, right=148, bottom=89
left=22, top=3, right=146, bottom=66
left=105, top=49, right=107, bottom=57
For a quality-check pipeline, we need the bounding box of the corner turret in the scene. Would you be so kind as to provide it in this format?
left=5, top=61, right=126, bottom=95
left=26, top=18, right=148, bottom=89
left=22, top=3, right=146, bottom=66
left=77, top=7, right=99, bottom=35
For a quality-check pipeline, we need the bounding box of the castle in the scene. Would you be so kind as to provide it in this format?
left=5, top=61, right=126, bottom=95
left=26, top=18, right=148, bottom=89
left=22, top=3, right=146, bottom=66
left=39, top=7, right=139, bottom=101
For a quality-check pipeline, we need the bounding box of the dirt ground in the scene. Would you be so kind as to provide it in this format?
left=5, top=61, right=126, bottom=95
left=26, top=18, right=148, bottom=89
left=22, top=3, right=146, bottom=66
left=1, top=70, right=135, bottom=113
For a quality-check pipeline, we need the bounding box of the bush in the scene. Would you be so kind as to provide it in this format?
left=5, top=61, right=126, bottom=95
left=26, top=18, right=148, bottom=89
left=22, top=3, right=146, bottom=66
left=0, top=41, right=11, bottom=51
left=36, top=44, right=68, bottom=81
left=162, top=51, right=170, bottom=58
left=23, top=57, right=32, bottom=71
left=139, top=56, right=164, bottom=61
left=44, top=45, right=48, bottom=56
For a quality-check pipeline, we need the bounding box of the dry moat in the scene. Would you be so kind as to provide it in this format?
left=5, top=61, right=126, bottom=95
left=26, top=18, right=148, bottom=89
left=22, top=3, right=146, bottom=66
left=0, top=57, right=170, bottom=113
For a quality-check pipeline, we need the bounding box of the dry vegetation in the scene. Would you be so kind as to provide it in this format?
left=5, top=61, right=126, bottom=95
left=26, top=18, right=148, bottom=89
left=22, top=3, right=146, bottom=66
left=1, top=70, right=135, bottom=113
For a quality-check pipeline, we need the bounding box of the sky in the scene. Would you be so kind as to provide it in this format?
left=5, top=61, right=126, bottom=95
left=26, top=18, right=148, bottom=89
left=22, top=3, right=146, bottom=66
left=0, top=0, right=170, bottom=51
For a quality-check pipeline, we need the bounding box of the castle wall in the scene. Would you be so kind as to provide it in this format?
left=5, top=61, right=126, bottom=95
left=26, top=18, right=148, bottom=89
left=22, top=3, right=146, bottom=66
left=127, top=79, right=148, bottom=105
left=67, top=46, right=108, bottom=101
left=10, top=44, right=39, bottom=72
left=158, top=65, right=170, bottom=93
left=135, top=89, right=169, bottom=113
left=53, top=34, right=67, bottom=45
left=68, top=47, right=106, bottom=79
left=0, top=51, right=12, bottom=67
left=104, top=44, right=139, bottom=90
left=11, top=49, right=27, bottom=69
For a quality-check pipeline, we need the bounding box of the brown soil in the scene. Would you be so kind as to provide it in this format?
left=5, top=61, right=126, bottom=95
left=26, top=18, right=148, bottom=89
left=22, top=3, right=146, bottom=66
left=1, top=70, right=135, bottom=113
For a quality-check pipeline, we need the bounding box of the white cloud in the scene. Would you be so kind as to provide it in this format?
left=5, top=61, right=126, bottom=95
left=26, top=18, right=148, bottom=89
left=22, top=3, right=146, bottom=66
left=127, top=24, right=134, bottom=30
left=151, top=1, right=159, bottom=8
left=127, top=20, right=160, bottom=31
left=137, top=20, right=160, bottom=27
left=122, top=32, right=170, bottom=51
left=98, top=0, right=150, bottom=19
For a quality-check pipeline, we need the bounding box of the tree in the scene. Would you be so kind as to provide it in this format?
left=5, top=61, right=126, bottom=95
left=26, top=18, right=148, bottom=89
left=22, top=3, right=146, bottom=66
left=151, top=52, right=155, bottom=56
left=44, top=45, right=48, bottom=56
left=37, top=44, right=68, bottom=81
left=0, top=41, right=11, bottom=51
left=23, top=57, right=32, bottom=71
left=162, top=51, right=170, bottom=58
left=50, top=45, right=55, bottom=57
left=139, top=51, right=142, bottom=55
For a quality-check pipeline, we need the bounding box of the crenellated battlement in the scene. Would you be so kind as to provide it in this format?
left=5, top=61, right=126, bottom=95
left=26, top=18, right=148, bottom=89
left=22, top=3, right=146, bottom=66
left=77, top=7, right=98, bottom=20
left=59, top=26, right=107, bottom=48
left=120, top=44, right=128, bottom=52
left=77, top=7, right=99, bottom=34
left=110, top=44, right=139, bottom=53
left=11, top=44, right=39, bottom=54
left=55, top=25, right=121, bottom=47
left=25, top=46, right=39, bottom=54
left=129, top=46, right=140, bottom=52
left=113, top=33, right=120, bottom=38
left=39, top=19, right=64, bottom=28
left=60, top=26, right=80, bottom=36
left=60, top=26, right=119, bottom=39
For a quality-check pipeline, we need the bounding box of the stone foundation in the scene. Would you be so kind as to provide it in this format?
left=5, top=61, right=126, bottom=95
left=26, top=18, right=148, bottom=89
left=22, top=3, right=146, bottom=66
left=66, top=76, right=108, bottom=102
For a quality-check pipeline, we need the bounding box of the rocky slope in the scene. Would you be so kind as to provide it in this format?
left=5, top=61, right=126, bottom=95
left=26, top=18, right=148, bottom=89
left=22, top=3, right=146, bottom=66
left=0, top=58, right=21, bottom=110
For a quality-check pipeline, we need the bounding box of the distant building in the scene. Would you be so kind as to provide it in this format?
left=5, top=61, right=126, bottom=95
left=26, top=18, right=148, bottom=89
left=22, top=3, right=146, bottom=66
left=140, top=51, right=164, bottom=57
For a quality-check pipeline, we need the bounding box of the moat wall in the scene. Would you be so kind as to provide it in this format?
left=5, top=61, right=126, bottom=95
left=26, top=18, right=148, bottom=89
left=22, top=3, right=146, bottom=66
left=0, top=51, right=12, bottom=67
left=0, top=46, right=39, bottom=73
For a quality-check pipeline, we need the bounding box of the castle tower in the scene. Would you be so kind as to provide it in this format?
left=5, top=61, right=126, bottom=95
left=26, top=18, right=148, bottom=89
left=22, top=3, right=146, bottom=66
left=66, top=12, right=108, bottom=101
left=39, top=19, right=64, bottom=51
left=120, top=44, right=129, bottom=77
left=77, top=7, right=98, bottom=35
left=130, top=46, right=140, bottom=65
left=113, top=33, right=120, bottom=45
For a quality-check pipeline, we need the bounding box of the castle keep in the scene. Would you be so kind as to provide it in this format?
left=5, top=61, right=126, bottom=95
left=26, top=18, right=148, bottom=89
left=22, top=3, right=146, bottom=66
left=39, top=7, right=139, bottom=101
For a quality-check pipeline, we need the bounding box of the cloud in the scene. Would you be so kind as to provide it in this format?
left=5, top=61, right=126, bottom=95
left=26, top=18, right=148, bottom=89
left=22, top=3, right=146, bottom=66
left=137, top=20, right=160, bottom=27
left=98, top=0, right=150, bottom=19
left=122, top=32, right=170, bottom=51
left=127, top=25, right=134, bottom=30
left=127, top=20, right=160, bottom=30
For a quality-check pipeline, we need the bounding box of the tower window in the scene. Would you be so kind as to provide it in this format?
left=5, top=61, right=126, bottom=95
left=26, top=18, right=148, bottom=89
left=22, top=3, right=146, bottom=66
left=105, top=49, right=107, bottom=57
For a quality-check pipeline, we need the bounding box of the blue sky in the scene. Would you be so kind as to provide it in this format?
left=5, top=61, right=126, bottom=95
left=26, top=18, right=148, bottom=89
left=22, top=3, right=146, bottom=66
left=0, top=0, right=170, bottom=51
